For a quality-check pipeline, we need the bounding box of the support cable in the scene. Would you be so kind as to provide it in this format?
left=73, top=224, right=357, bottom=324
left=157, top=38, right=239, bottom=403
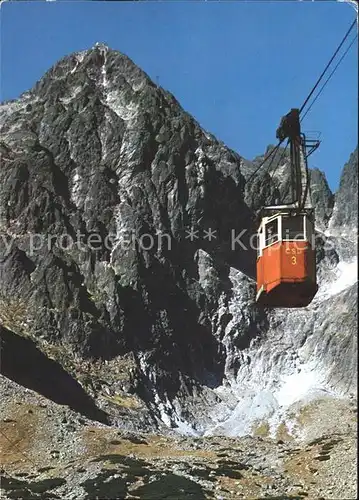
left=268, top=141, right=290, bottom=198
left=299, top=19, right=356, bottom=115
left=301, top=34, right=358, bottom=122
left=246, top=19, right=356, bottom=184
left=246, top=139, right=285, bottom=184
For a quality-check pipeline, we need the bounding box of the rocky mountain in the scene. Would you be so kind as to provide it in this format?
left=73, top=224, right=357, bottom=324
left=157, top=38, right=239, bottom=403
left=0, top=43, right=357, bottom=448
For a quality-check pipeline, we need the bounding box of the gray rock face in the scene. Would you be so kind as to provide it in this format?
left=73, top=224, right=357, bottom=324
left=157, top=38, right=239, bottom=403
left=0, top=45, right=357, bottom=433
left=0, top=45, right=250, bottom=406
left=309, top=167, right=334, bottom=230
left=329, top=147, right=358, bottom=236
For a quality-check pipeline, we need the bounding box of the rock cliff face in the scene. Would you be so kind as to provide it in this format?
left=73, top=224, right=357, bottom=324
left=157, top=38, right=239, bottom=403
left=0, top=44, right=357, bottom=435
left=329, top=147, right=358, bottom=236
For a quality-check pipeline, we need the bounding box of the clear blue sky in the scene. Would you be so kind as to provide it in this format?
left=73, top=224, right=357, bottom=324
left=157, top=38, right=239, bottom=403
left=1, top=0, right=357, bottom=191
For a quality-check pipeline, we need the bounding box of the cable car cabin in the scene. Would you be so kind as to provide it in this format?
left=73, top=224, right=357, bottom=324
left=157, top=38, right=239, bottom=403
left=256, top=209, right=318, bottom=308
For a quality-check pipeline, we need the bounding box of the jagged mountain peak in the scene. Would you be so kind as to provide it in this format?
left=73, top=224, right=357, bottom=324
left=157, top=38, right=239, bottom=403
left=93, top=41, right=110, bottom=50
left=32, top=45, right=152, bottom=102
left=328, top=146, right=358, bottom=238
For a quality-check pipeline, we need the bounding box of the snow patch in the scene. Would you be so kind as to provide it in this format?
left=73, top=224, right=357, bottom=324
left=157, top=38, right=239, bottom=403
left=109, top=203, right=136, bottom=263
left=326, top=224, right=357, bottom=241
left=137, top=352, right=200, bottom=434
left=106, top=90, right=139, bottom=121
left=98, top=111, right=112, bottom=161
left=2, top=121, right=24, bottom=134
left=172, top=419, right=199, bottom=437
left=105, top=90, right=139, bottom=121
left=59, top=86, right=83, bottom=105
left=71, top=169, right=82, bottom=208
left=119, top=135, right=138, bottom=163
left=195, top=147, right=207, bottom=196
left=0, top=96, right=37, bottom=126
left=132, top=79, right=146, bottom=92
left=101, top=66, right=109, bottom=88
left=274, top=362, right=328, bottom=407
left=70, top=62, right=79, bottom=75
left=204, top=132, right=214, bottom=141
left=205, top=389, right=279, bottom=437
left=318, top=259, right=357, bottom=299
left=270, top=161, right=289, bottom=179
left=65, top=131, right=76, bottom=161
left=203, top=360, right=332, bottom=438
left=196, top=262, right=339, bottom=439
left=76, top=51, right=86, bottom=64
left=69, top=52, right=87, bottom=74
left=99, top=45, right=109, bottom=88
left=70, top=50, right=86, bottom=74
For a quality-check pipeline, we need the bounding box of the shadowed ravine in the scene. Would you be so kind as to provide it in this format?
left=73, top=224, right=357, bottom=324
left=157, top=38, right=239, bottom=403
left=0, top=326, right=109, bottom=425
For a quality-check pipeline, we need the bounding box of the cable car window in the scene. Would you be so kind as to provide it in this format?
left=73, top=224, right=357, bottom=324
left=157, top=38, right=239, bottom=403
left=282, top=215, right=304, bottom=240
left=256, top=231, right=262, bottom=256
left=265, top=219, right=278, bottom=246
left=305, top=216, right=314, bottom=245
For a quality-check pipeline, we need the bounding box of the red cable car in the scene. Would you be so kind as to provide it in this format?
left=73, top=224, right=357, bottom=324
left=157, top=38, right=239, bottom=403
left=256, top=109, right=319, bottom=308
